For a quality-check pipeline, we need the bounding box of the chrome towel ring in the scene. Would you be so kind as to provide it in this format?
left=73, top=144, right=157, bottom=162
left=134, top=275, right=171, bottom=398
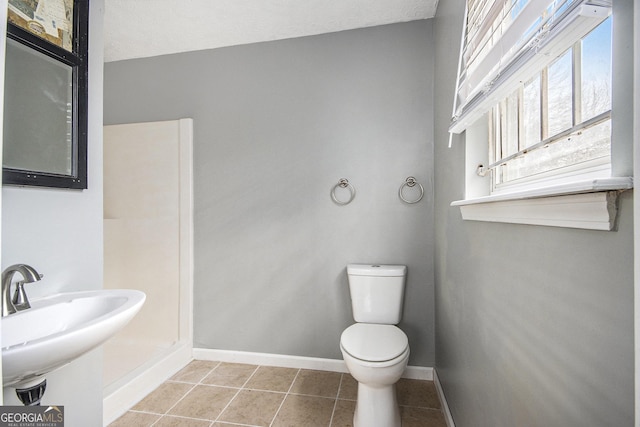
left=399, top=176, right=424, bottom=204
left=331, top=178, right=356, bottom=205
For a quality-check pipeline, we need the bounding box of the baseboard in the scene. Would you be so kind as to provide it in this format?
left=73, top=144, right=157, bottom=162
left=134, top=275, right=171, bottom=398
left=193, top=348, right=433, bottom=380
left=434, top=369, right=456, bottom=427
left=103, top=342, right=192, bottom=426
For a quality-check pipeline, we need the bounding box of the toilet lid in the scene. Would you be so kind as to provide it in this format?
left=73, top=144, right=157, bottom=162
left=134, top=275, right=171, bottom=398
left=341, top=324, right=408, bottom=362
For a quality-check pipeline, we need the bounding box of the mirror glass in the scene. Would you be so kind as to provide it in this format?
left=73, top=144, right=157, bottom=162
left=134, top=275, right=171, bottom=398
left=3, top=38, right=74, bottom=176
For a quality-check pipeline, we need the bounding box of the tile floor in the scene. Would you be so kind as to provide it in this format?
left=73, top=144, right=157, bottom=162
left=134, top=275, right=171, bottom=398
left=109, top=360, right=447, bottom=427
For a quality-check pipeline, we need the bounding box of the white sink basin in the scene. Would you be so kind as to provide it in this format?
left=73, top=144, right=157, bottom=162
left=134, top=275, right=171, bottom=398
left=2, top=289, right=145, bottom=387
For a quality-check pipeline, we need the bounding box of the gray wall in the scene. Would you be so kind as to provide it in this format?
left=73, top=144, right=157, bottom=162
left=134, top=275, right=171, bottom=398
left=433, top=1, right=635, bottom=426
left=104, top=21, right=436, bottom=366
left=1, top=1, right=105, bottom=424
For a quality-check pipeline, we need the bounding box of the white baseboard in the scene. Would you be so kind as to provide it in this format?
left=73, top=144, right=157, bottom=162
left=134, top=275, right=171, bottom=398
left=434, top=369, right=456, bottom=427
left=193, top=348, right=433, bottom=380
left=103, top=342, right=192, bottom=426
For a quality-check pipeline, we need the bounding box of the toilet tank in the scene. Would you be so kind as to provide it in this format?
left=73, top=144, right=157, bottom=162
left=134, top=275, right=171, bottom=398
left=347, top=264, right=407, bottom=324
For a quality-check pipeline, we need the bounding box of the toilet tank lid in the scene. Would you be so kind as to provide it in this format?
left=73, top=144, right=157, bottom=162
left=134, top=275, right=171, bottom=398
left=347, top=264, right=407, bottom=277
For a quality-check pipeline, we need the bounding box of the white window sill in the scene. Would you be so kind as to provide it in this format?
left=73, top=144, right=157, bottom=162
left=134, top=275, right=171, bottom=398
left=451, top=177, right=633, bottom=230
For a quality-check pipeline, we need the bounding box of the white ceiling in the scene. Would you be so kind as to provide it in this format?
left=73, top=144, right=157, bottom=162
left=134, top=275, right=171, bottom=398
left=103, top=0, right=439, bottom=62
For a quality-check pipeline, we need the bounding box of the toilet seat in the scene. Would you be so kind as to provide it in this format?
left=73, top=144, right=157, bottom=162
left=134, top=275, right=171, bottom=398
left=340, top=324, right=408, bottom=362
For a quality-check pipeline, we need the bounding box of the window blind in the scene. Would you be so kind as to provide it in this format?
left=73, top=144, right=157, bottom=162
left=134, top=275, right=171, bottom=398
left=449, top=0, right=611, bottom=135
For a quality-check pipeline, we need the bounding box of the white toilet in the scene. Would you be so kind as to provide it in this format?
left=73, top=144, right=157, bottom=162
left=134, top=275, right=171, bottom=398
left=340, top=264, right=410, bottom=427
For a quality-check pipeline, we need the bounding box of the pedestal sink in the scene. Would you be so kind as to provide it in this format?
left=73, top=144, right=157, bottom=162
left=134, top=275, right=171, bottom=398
left=2, top=289, right=145, bottom=388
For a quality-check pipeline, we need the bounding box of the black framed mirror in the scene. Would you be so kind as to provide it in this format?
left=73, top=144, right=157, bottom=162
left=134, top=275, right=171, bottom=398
left=3, top=0, right=88, bottom=189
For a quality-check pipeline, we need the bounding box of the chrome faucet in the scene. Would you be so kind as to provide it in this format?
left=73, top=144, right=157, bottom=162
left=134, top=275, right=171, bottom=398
left=2, top=264, right=42, bottom=317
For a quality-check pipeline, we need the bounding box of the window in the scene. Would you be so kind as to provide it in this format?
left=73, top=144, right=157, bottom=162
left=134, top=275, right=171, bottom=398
left=2, top=0, right=89, bottom=189
left=449, top=0, right=633, bottom=230
left=489, top=17, right=612, bottom=194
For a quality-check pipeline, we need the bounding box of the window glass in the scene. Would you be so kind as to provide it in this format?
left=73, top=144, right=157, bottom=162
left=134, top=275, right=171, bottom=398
left=489, top=17, right=612, bottom=192
left=581, top=16, right=612, bottom=121
left=499, top=120, right=611, bottom=183
left=3, top=39, right=73, bottom=175
left=547, top=49, right=573, bottom=137
left=505, top=91, right=519, bottom=156
left=522, top=75, right=541, bottom=148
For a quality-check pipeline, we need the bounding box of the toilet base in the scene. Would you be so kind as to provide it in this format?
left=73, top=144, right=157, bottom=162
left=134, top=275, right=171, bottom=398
left=353, top=382, right=401, bottom=427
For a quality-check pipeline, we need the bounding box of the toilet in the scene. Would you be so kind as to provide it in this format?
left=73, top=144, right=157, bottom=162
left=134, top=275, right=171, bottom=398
left=340, top=264, right=410, bottom=427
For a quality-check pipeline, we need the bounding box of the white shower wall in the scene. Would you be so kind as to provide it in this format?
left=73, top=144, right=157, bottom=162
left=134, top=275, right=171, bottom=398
left=102, top=119, right=193, bottom=424
left=104, top=119, right=181, bottom=382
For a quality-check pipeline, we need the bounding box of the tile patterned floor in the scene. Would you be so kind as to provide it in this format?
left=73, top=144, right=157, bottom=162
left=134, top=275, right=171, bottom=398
left=109, top=360, right=447, bottom=427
